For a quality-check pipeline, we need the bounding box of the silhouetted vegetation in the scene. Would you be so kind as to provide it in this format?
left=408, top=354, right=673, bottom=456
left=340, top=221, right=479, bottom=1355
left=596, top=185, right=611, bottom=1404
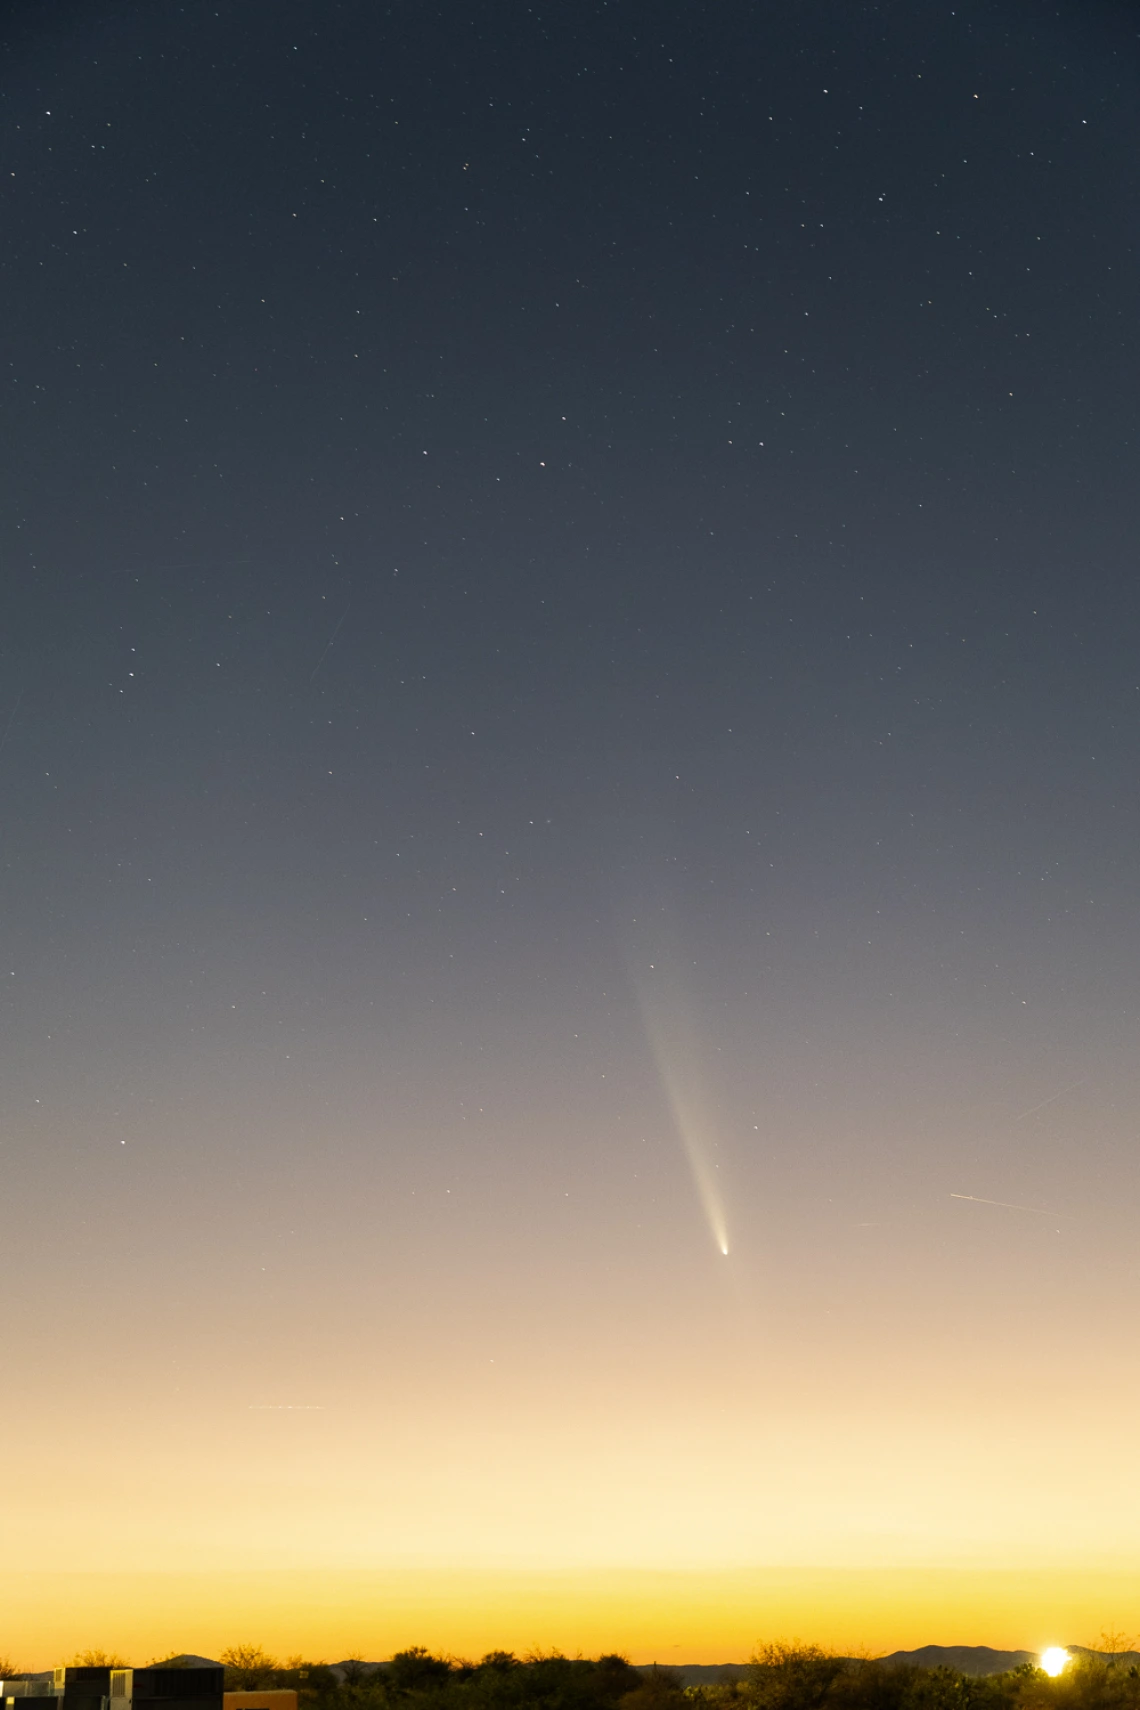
left=686, top=1643, right=1140, bottom=1710
left=220, top=1649, right=651, bottom=1710
left=3, top=1638, right=1126, bottom=1710
left=207, top=1641, right=1140, bottom=1710
left=222, top=1648, right=283, bottom=1691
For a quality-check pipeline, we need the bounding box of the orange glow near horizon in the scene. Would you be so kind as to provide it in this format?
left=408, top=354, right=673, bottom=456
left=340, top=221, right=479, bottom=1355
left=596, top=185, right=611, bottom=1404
left=7, top=1063, right=1140, bottom=1670
left=6, top=1565, right=1140, bottom=1671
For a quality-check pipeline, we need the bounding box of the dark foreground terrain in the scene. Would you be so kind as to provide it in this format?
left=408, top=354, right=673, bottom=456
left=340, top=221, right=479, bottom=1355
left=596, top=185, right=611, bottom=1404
left=208, top=1640, right=1140, bottom=1710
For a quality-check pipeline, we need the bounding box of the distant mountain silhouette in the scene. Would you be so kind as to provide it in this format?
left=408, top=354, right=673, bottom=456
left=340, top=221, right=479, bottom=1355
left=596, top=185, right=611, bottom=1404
left=881, top=1646, right=1140, bottom=1676
left=879, top=1648, right=1037, bottom=1675
left=323, top=1650, right=1140, bottom=1687
left=636, top=1667, right=747, bottom=1687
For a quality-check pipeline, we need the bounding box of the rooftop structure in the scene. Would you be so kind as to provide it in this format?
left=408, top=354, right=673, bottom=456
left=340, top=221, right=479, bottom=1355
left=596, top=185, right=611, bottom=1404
left=2, top=1666, right=224, bottom=1710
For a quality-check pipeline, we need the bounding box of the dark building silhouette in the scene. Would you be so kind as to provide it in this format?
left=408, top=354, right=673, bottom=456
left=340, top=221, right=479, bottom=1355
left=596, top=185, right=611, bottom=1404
left=57, top=1670, right=114, bottom=1710
left=113, top=1669, right=224, bottom=1710
left=3, top=1666, right=223, bottom=1710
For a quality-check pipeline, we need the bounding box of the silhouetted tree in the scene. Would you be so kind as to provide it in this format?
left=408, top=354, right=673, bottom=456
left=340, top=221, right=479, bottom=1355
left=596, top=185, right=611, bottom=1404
left=388, top=1651, right=455, bottom=1695
left=221, top=1647, right=280, bottom=1690
left=618, top=1664, right=687, bottom=1710
left=747, top=1644, right=848, bottom=1710
left=283, top=1656, right=339, bottom=1695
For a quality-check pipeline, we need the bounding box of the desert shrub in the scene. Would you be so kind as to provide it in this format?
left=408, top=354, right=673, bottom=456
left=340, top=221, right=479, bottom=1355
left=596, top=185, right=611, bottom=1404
left=1010, top=1651, right=1140, bottom=1710
left=388, top=1651, right=458, bottom=1696
left=746, top=1645, right=848, bottom=1710
left=220, top=1647, right=280, bottom=1691
left=618, top=1666, right=688, bottom=1710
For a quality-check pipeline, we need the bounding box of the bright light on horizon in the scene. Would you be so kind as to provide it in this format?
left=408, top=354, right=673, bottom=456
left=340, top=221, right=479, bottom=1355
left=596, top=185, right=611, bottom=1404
left=1041, top=1649, right=1071, bottom=1678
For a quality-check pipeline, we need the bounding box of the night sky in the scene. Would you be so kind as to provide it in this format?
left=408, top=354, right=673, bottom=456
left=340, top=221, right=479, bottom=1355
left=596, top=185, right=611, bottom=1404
left=4, top=0, right=1140, bottom=1665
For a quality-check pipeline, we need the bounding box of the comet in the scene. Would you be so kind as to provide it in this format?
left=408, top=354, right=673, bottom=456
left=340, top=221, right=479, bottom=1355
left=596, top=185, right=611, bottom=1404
left=634, top=957, right=730, bottom=1258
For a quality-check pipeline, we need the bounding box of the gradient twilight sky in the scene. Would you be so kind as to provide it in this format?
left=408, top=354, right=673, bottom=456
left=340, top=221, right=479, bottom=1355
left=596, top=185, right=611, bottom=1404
left=3, top=0, right=1140, bottom=1666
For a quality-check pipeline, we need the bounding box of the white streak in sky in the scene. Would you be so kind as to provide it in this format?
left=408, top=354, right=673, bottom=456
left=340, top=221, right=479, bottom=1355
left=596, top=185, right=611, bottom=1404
left=950, top=1192, right=1067, bottom=1217
left=1013, top=1077, right=1087, bottom=1122
left=310, top=602, right=351, bottom=681
left=635, top=965, right=730, bottom=1257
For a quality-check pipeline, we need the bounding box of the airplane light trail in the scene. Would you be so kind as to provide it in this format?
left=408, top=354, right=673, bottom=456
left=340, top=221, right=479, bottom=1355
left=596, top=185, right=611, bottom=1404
left=951, top=1193, right=1067, bottom=1217
left=1012, top=1077, right=1087, bottom=1122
